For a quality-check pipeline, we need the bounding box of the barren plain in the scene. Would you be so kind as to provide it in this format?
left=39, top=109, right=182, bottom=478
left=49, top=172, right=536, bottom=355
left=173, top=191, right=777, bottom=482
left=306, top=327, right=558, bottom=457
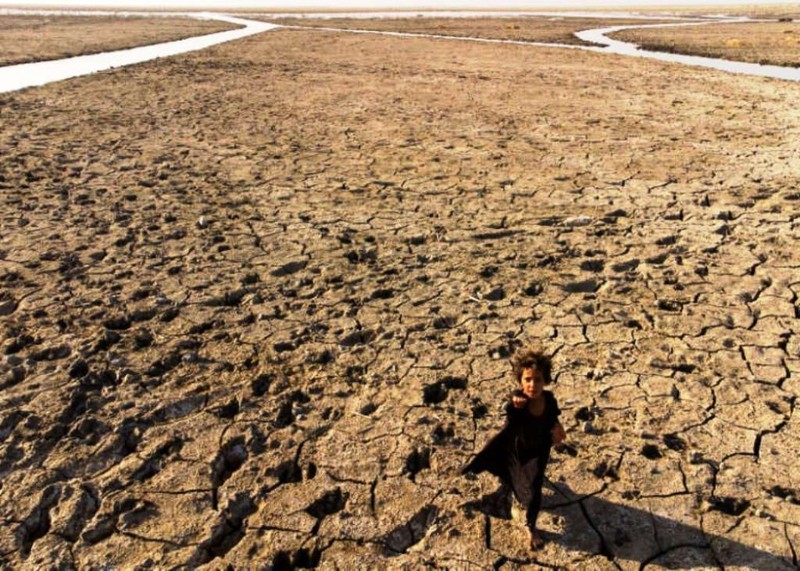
left=0, top=16, right=239, bottom=66
left=262, top=15, right=683, bottom=46
left=1, top=17, right=800, bottom=570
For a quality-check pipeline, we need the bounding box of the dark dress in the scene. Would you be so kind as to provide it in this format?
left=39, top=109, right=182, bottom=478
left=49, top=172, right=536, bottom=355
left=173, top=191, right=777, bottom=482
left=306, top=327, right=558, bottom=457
left=463, top=390, right=561, bottom=529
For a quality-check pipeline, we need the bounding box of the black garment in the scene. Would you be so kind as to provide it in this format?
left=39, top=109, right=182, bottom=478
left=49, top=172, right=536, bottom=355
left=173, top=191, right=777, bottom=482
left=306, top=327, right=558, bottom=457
left=463, top=390, right=561, bottom=529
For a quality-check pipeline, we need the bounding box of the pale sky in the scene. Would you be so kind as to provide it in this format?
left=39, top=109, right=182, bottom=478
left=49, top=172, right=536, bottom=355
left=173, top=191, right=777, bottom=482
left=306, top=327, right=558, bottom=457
left=1, top=0, right=797, bottom=9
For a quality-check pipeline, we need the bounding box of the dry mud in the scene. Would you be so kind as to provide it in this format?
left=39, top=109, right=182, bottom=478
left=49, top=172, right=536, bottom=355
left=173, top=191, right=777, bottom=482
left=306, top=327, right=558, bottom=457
left=612, top=21, right=800, bottom=68
left=0, top=16, right=240, bottom=67
left=1, top=24, right=800, bottom=570
left=665, top=5, right=800, bottom=20
left=262, top=16, right=683, bottom=46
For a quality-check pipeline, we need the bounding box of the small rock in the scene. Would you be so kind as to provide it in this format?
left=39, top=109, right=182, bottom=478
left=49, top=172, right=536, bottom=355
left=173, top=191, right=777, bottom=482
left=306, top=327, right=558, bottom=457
left=197, top=216, right=208, bottom=229
left=483, top=286, right=505, bottom=301
left=583, top=421, right=601, bottom=435
left=563, top=215, right=593, bottom=227
left=656, top=299, right=682, bottom=312
left=523, top=281, right=544, bottom=296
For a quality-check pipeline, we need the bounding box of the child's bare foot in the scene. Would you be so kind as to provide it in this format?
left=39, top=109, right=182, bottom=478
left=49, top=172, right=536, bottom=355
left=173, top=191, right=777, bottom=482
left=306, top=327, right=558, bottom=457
left=529, top=529, right=545, bottom=551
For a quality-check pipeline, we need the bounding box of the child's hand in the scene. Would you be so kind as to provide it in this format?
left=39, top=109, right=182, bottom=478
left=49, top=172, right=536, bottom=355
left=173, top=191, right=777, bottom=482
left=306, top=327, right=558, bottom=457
left=511, top=393, right=528, bottom=409
left=551, top=422, right=566, bottom=444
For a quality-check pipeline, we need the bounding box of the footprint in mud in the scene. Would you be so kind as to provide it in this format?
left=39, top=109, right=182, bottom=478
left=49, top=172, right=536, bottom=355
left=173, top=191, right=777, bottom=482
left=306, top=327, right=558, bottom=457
left=381, top=504, right=438, bottom=554
left=17, top=484, right=61, bottom=556
left=131, top=437, right=184, bottom=483
left=211, top=436, right=248, bottom=510
left=189, top=493, right=257, bottom=566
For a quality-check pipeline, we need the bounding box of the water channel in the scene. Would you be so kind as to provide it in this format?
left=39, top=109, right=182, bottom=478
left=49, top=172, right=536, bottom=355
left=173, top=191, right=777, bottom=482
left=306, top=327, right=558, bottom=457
left=0, top=10, right=798, bottom=94
left=0, top=13, right=277, bottom=94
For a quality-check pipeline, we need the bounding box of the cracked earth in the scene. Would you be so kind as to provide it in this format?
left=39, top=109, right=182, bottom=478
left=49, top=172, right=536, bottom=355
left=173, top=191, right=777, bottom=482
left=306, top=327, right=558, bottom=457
left=1, top=17, right=800, bottom=570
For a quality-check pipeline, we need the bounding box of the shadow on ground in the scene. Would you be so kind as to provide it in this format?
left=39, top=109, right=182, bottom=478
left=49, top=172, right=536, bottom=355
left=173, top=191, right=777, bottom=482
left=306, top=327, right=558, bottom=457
left=466, top=481, right=794, bottom=570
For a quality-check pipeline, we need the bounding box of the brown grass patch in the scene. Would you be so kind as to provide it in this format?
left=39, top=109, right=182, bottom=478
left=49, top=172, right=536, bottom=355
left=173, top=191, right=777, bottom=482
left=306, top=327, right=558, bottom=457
left=261, top=16, right=684, bottom=46
left=612, top=21, right=800, bottom=67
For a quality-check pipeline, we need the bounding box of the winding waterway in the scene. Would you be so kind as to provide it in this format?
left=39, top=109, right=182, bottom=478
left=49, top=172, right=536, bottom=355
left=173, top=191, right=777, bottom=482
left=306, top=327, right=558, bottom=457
left=0, top=10, right=798, bottom=94
left=577, top=20, right=800, bottom=82
left=0, top=13, right=277, bottom=94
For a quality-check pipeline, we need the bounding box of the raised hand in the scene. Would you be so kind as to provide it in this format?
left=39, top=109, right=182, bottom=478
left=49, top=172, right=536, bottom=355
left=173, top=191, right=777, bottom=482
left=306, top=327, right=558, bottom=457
left=511, top=393, right=528, bottom=409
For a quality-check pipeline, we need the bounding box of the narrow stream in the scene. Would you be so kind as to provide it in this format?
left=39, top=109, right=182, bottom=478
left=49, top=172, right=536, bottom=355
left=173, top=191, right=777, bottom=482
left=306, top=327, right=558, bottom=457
left=0, top=13, right=278, bottom=94
left=0, top=10, right=798, bottom=94
left=297, top=15, right=800, bottom=82
left=576, top=20, right=800, bottom=82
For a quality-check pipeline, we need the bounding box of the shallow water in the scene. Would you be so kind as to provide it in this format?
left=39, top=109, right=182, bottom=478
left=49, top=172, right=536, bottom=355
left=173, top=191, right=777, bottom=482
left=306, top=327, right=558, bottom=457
left=0, top=13, right=277, bottom=94
left=298, top=14, right=800, bottom=82
left=301, top=25, right=589, bottom=50
left=259, top=10, right=693, bottom=20
left=1, top=10, right=798, bottom=94
left=576, top=21, right=800, bottom=82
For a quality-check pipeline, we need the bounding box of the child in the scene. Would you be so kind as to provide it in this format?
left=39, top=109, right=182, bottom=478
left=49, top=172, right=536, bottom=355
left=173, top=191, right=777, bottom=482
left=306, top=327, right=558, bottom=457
left=463, top=347, right=566, bottom=550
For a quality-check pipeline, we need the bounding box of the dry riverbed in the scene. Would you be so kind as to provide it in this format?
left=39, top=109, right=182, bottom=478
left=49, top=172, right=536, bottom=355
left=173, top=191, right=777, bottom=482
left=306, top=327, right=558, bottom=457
left=0, top=15, right=240, bottom=66
left=1, top=23, right=799, bottom=569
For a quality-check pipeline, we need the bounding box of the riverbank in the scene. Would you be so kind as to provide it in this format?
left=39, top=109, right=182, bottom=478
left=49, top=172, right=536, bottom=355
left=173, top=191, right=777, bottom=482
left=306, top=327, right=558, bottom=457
left=259, top=15, right=687, bottom=46
left=0, top=14, right=240, bottom=66
left=611, top=20, right=800, bottom=68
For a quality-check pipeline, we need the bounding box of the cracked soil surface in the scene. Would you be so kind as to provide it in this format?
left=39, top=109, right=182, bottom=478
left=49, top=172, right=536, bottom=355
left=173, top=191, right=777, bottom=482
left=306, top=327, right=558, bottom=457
left=1, top=20, right=800, bottom=570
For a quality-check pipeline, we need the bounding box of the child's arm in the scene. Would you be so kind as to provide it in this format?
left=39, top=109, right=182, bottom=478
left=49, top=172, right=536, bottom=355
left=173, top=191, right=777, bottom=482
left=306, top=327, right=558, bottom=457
left=549, top=392, right=566, bottom=444
left=504, top=390, right=528, bottom=424
left=551, top=421, right=566, bottom=444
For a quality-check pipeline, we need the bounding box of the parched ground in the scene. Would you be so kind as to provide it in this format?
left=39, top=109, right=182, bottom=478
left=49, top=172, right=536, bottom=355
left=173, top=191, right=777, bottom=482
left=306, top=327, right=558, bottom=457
left=665, top=5, right=800, bottom=20
left=1, top=23, right=800, bottom=570
left=0, top=16, right=241, bottom=66
left=260, top=16, right=684, bottom=46
left=612, top=21, right=800, bottom=68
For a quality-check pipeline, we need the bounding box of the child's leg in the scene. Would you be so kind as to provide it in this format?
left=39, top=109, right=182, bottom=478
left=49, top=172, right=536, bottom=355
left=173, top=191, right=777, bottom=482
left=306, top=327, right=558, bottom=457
left=525, top=451, right=550, bottom=531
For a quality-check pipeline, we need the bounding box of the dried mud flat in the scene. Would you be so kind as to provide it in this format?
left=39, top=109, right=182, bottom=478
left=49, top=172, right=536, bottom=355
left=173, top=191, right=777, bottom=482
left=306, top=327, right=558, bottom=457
left=261, top=15, right=683, bottom=46
left=1, top=24, right=800, bottom=570
left=0, top=16, right=240, bottom=67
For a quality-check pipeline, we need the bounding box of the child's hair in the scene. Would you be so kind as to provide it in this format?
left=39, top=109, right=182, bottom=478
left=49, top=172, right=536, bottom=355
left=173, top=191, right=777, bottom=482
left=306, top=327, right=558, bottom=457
left=511, top=346, right=553, bottom=385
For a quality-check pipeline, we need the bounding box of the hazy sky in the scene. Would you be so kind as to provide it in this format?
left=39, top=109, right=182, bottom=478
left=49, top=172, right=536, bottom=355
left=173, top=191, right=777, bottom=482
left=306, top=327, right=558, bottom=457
left=0, top=0, right=796, bottom=8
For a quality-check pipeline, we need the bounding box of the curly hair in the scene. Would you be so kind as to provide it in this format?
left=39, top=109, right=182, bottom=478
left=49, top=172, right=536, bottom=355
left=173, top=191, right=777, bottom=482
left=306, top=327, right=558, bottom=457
left=511, top=346, right=553, bottom=385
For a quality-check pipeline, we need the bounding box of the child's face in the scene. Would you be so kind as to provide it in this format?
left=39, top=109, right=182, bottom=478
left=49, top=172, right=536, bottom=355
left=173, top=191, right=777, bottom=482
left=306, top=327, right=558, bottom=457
left=520, top=367, right=545, bottom=398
